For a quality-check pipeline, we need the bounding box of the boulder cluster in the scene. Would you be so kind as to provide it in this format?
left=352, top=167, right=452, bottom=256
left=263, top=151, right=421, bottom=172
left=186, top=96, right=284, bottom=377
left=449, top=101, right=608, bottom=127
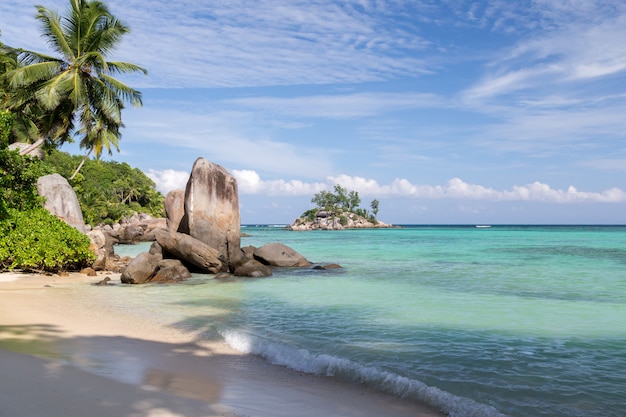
left=36, top=156, right=342, bottom=284
left=118, top=157, right=314, bottom=284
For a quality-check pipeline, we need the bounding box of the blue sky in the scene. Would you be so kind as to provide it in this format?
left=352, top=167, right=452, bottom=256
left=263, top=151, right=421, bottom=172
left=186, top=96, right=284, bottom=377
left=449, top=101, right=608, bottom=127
left=2, top=0, right=626, bottom=224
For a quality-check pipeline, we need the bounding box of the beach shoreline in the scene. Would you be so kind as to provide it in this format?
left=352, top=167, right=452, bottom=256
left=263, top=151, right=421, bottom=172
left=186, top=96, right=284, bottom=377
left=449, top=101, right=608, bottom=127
left=0, top=271, right=445, bottom=417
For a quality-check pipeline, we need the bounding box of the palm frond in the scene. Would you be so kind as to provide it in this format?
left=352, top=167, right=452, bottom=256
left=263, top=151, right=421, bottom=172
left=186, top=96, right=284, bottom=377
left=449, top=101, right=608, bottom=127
left=100, top=73, right=143, bottom=107
left=7, top=61, right=62, bottom=89
left=94, top=17, right=129, bottom=56
left=16, top=50, right=63, bottom=66
left=105, top=61, right=148, bottom=75
left=35, top=70, right=76, bottom=110
left=35, top=5, right=74, bottom=60
left=86, top=78, right=122, bottom=124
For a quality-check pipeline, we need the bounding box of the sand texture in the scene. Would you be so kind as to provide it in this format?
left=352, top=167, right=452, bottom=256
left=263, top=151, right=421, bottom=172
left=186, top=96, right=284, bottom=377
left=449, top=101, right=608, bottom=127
left=0, top=272, right=445, bottom=417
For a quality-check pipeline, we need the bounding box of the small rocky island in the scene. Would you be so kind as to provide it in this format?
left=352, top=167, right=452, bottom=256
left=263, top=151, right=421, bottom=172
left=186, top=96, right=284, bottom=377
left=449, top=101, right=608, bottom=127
left=289, top=185, right=392, bottom=230
left=289, top=211, right=392, bottom=230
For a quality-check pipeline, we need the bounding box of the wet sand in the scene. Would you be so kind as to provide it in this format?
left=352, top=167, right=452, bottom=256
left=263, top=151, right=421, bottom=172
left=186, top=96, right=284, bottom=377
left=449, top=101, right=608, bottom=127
left=0, top=272, right=445, bottom=417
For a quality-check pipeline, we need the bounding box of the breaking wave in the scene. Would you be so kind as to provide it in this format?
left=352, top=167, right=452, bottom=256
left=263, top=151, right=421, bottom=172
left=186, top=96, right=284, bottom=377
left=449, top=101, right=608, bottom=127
left=221, top=328, right=508, bottom=417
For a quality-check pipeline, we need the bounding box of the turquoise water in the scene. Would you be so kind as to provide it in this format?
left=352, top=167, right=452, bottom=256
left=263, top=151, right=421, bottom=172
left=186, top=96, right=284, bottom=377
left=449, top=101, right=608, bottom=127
left=114, top=226, right=626, bottom=417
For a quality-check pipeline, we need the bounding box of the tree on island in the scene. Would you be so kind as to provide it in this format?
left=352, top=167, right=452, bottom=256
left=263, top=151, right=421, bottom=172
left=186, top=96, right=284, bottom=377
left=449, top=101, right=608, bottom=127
left=298, top=185, right=380, bottom=228
left=370, top=199, right=379, bottom=217
left=1, top=0, right=146, bottom=179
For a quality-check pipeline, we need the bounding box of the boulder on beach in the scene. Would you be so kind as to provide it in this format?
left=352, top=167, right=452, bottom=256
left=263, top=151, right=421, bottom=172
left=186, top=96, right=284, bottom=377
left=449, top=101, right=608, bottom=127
left=253, top=243, right=311, bottom=267
left=120, top=252, right=161, bottom=284
left=155, top=229, right=222, bottom=274
left=36, top=173, right=85, bottom=233
left=178, top=158, right=241, bottom=268
left=151, top=259, right=192, bottom=283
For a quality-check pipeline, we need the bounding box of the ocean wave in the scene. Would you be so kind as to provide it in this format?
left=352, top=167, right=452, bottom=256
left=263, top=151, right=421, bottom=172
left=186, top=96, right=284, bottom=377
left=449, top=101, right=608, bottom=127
left=221, top=328, right=509, bottom=417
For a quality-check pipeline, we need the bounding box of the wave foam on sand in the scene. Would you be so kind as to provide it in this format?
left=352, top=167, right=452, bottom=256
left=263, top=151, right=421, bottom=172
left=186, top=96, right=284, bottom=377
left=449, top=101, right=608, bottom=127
left=0, top=272, right=444, bottom=417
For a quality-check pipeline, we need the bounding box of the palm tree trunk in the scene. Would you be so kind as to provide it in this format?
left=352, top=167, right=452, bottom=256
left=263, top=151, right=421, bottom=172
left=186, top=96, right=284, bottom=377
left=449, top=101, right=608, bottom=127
left=18, top=137, right=45, bottom=156
left=70, top=148, right=93, bottom=180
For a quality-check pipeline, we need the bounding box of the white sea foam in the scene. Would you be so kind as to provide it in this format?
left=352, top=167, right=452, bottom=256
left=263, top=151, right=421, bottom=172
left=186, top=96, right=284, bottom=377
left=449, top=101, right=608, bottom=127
left=221, top=328, right=509, bottom=417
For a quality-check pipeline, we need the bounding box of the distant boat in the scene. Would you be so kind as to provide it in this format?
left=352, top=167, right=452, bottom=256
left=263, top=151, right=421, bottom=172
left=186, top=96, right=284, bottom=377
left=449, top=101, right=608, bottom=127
left=475, top=225, right=492, bottom=228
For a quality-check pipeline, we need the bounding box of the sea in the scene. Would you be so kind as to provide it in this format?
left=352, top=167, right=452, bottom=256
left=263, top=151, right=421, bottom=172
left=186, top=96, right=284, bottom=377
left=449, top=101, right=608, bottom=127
left=113, top=225, right=626, bottom=417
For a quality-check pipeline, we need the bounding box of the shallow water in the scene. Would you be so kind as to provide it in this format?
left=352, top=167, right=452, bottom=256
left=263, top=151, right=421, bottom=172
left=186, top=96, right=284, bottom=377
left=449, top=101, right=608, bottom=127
left=112, top=225, right=626, bottom=417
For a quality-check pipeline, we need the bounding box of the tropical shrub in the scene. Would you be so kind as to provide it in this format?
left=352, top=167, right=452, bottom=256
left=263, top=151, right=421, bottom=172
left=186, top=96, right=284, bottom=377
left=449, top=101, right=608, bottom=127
left=0, top=147, right=51, bottom=217
left=0, top=148, right=94, bottom=272
left=0, top=206, right=95, bottom=272
left=302, top=208, right=318, bottom=222
left=0, top=110, right=13, bottom=148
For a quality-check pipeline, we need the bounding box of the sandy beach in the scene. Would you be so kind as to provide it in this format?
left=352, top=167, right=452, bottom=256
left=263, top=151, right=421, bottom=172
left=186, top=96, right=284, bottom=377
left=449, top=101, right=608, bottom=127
left=0, top=271, right=445, bottom=417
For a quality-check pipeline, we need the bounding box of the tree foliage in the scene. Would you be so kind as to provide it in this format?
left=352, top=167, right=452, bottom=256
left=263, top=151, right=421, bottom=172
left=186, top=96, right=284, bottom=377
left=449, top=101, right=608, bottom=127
left=308, top=185, right=379, bottom=221
left=0, top=147, right=51, bottom=217
left=0, top=110, right=14, bottom=148
left=45, top=150, right=164, bottom=225
left=2, top=0, right=146, bottom=171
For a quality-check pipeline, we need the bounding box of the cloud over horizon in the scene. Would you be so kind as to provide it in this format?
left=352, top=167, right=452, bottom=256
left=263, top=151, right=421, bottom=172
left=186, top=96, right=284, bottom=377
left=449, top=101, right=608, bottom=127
left=148, top=169, right=626, bottom=204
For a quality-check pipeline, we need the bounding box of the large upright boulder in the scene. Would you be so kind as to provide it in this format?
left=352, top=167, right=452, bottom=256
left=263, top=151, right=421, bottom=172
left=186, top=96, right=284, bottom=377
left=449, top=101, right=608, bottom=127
left=36, top=173, right=85, bottom=233
left=164, top=189, right=185, bottom=231
left=179, top=158, right=240, bottom=267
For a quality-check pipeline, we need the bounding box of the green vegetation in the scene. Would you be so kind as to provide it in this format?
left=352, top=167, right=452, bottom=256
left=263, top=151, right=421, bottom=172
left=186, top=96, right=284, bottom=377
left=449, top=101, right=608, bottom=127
left=46, top=150, right=165, bottom=225
left=0, top=110, right=13, bottom=149
left=0, top=1, right=154, bottom=272
left=0, top=145, right=94, bottom=272
left=0, top=207, right=95, bottom=272
left=306, top=185, right=379, bottom=224
left=0, top=144, right=51, bottom=217
left=1, top=0, right=146, bottom=176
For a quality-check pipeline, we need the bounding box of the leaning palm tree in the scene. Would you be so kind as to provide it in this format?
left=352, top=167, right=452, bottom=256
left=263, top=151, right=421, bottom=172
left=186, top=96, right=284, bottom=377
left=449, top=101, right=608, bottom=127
left=4, top=0, right=146, bottom=170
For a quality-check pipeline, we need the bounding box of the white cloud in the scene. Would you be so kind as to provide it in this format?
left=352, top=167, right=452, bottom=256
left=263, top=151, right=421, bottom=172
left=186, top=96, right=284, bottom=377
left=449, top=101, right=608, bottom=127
left=92, top=0, right=432, bottom=88
left=464, top=12, right=626, bottom=103
left=147, top=169, right=189, bottom=194
left=233, top=170, right=328, bottom=196
left=148, top=169, right=626, bottom=203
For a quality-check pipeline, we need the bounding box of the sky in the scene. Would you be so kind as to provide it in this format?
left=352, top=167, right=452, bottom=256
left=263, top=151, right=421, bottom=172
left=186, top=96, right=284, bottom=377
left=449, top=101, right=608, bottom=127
left=2, top=0, right=626, bottom=224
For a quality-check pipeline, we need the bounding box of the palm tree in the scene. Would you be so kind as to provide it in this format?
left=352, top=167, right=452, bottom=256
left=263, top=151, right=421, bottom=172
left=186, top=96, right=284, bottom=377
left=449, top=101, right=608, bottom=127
left=4, top=0, right=146, bottom=170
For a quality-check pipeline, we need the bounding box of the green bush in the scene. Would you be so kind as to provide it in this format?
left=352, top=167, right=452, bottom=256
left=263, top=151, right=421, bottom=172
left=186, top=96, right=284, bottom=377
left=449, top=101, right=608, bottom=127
left=302, top=208, right=318, bottom=222
left=0, top=147, right=51, bottom=218
left=0, top=111, right=14, bottom=149
left=339, top=214, right=348, bottom=226
left=0, top=207, right=95, bottom=272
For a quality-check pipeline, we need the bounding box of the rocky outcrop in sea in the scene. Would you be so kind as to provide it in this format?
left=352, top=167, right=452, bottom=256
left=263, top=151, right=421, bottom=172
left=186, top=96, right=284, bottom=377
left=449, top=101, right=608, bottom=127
left=289, top=210, right=393, bottom=231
